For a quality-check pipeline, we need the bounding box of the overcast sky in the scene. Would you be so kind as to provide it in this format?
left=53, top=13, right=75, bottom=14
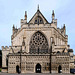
left=0, top=0, right=75, bottom=54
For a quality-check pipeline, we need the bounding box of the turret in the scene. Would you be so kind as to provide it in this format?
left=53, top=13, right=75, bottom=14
left=21, top=11, right=27, bottom=27
left=51, top=10, right=57, bottom=28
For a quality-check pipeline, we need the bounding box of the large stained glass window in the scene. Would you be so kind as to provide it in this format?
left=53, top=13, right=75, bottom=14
left=29, top=31, right=49, bottom=54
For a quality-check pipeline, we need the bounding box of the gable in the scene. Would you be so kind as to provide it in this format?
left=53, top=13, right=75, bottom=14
left=28, top=10, right=49, bottom=24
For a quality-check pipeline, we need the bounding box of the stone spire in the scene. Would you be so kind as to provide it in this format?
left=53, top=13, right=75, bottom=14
left=24, top=11, right=27, bottom=23
left=25, top=11, right=27, bottom=20
left=13, top=24, right=15, bottom=29
left=12, top=24, right=15, bottom=34
left=52, top=10, right=55, bottom=20
left=63, top=24, right=66, bottom=35
left=63, top=24, right=65, bottom=28
left=61, top=24, right=66, bottom=35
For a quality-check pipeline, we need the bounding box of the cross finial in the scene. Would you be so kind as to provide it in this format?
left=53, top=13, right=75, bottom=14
left=37, top=4, right=39, bottom=10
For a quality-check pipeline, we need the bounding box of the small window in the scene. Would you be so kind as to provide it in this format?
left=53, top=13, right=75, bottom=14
left=40, top=20, right=42, bottom=23
left=34, top=16, right=43, bottom=24
left=35, top=20, right=37, bottom=23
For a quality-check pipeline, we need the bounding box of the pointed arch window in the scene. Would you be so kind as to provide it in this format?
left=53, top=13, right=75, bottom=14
left=29, top=31, right=49, bottom=54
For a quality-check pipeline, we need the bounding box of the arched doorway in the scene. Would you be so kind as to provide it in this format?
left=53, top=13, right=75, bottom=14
left=58, top=65, right=62, bottom=73
left=16, top=65, right=19, bottom=73
left=36, top=63, right=41, bottom=73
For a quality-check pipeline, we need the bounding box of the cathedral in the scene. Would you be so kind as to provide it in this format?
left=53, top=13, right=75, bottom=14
left=2, top=6, right=74, bottom=73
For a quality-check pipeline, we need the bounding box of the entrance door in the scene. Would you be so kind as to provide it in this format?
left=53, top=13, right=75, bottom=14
left=58, top=65, right=62, bottom=73
left=16, top=65, right=19, bottom=73
left=36, top=63, right=41, bottom=73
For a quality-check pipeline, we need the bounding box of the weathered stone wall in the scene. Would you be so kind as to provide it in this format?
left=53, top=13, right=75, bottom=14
left=8, top=54, right=70, bottom=73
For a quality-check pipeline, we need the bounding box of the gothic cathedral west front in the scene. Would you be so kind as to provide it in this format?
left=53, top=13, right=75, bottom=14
left=2, top=6, right=74, bottom=73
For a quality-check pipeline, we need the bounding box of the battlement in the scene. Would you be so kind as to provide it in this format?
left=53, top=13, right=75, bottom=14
left=2, top=46, right=12, bottom=50
left=2, top=46, right=21, bottom=51
left=2, top=46, right=22, bottom=54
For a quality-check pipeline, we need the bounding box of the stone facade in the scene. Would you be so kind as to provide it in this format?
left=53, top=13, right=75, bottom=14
left=2, top=7, right=74, bottom=73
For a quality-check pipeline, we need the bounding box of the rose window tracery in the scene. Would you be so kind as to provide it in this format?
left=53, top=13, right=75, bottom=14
left=29, top=31, right=49, bottom=54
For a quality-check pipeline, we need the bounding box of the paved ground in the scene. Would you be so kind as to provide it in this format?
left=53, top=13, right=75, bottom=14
left=0, top=73, right=74, bottom=75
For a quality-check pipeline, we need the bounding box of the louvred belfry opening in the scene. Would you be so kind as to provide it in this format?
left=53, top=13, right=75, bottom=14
left=29, top=31, right=49, bottom=54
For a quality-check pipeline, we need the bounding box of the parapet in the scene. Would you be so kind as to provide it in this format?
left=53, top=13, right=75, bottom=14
left=2, top=46, right=12, bottom=51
